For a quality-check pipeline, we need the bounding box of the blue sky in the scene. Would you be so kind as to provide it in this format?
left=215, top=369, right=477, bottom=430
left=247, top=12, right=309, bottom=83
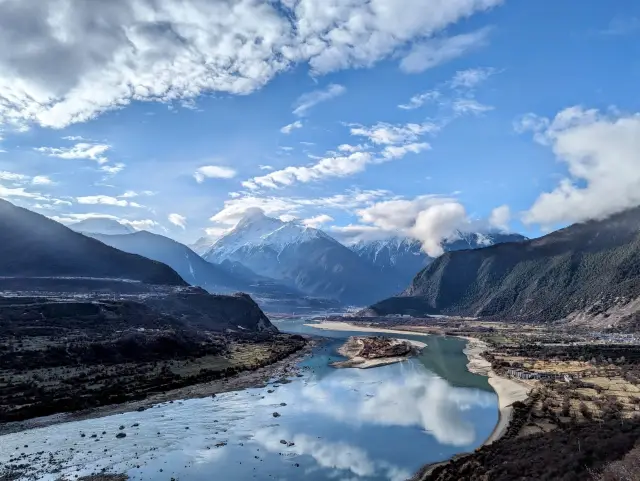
left=0, top=0, right=639, bottom=253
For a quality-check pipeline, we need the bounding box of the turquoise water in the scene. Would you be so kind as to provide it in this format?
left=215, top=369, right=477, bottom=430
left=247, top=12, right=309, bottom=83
left=0, top=318, right=498, bottom=481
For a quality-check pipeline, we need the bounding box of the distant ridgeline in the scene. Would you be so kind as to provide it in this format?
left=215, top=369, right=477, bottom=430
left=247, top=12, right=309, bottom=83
left=364, top=207, right=640, bottom=329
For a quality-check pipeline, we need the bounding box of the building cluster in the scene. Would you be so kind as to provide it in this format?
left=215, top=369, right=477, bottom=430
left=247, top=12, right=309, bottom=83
left=506, top=369, right=575, bottom=382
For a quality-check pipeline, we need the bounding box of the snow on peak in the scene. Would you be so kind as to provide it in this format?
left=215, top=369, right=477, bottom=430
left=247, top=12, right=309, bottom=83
left=206, top=212, right=337, bottom=260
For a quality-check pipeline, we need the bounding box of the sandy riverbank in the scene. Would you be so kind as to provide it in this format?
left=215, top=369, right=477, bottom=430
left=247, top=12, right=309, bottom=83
left=461, top=336, right=531, bottom=445
left=308, top=321, right=530, bottom=446
left=305, top=320, right=430, bottom=336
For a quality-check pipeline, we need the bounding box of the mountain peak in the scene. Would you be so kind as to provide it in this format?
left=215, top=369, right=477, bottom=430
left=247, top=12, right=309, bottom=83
left=69, top=218, right=134, bottom=236
left=236, top=208, right=272, bottom=229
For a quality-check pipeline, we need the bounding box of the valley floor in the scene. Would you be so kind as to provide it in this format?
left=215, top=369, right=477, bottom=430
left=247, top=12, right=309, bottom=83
left=0, top=328, right=309, bottom=434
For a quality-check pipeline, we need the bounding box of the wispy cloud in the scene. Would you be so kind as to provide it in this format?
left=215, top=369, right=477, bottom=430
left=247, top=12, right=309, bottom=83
left=293, top=84, right=346, bottom=116
left=399, top=28, right=492, bottom=74
left=35, top=143, right=111, bottom=164
left=280, top=120, right=303, bottom=134
left=168, top=213, right=187, bottom=229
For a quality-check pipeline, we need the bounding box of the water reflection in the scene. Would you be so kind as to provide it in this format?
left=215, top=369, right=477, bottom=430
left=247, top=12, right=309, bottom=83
left=277, top=361, right=495, bottom=446
left=254, top=427, right=411, bottom=481
left=0, top=337, right=497, bottom=480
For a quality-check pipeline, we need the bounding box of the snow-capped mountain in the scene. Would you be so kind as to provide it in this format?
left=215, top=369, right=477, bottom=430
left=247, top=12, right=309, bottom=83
left=350, top=231, right=528, bottom=288
left=85, top=229, right=334, bottom=311
left=190, top=236, right=216, bottom=256
left=202, top=209, right=399, bottom=305
left=69, top=218, right=134, bottom=236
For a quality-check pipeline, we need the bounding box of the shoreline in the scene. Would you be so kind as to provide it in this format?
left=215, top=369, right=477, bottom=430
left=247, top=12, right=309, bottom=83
left=0, top=340, right=316, bottom=436
left=304, top=320, right=431, bottom=336
left=307, top=320, right=531, bottom=446
left=460, top=336, right=531, bottom=446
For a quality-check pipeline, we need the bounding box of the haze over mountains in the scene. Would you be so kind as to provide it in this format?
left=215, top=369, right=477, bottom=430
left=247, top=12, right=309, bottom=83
left=365, top=206, right=640, bottom=329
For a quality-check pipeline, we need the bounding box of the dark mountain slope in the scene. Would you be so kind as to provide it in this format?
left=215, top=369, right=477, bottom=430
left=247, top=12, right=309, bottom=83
left=87, top=230, right=244, bottom=293
left=0, top=199, right=186, bottom=286
left=365, top=207, right=640, bottom=325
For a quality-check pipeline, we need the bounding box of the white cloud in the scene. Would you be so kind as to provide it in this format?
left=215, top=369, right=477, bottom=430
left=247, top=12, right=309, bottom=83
left=293, top=84, right=346, bottom=116
left=31, top=175, right=54, bottom=185
left=0, top=171, right=27, bottom=182
left=0, top=0, right=502, bottom=130
left=381, top=142, right=430, bottom=159
left=398, top=90, right=441, bottom=110
left=451, top=98, right=494, bottom=115
left=243, top=151, right=372, bottom=189
left=208, top=189, right=391, bottom=226
left=280, top=120, right=303, bottom=134
left=399, top=28, right=492, bottom=73
left=121, top=219, right=159, bottom=231
left=337, top=143, right=367, bottom=153
left=489, top=204, right=511, bottom=231
left=303, top=214, right=334, bottom=228
left=168, top=213, right=187, bottom=229
left=450, top=67, right=496, bottom=89
left=258, top=165, right=274, bottom=171
left=244, top=121, right=435, bottom=190
left=338, top=195, right=472, bottom=256
left=35, top=143, right=110, bottom=164
left=119, top=190, right=139, bottom=198
left=100, top=163, right=125, bottom=175
left=194, top=165, right=237, bottom=183
left=410, top=202, right=468, bottom=256
left=0, top=184, right=40, bottom=198
left=62, top=135, right=87, bottom=141
left=350, top=122, right=438, bottom=145
left=519, top=106, right=640, bottom=226
left=76, top=195, right=128, bottom=207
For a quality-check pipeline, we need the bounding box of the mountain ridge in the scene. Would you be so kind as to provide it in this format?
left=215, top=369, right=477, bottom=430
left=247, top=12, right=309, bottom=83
left=0, top=199, right=186, bottom=286
left=364, top=206, right=640, bottom=328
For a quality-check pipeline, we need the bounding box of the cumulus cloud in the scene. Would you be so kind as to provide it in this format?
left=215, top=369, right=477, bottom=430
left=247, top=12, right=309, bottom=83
left=293, top=84, right=346, bottom=116
left=410, top=202, right=468, bottom=256
left=518, top=107, right=640, bottom=226
left=334, top=195, right=471, bottom=256
left=35, top=143, right=110, bottom=164
left=280, top=120, right=303, bottom=134
left=399, top=28, right=492, bottom=73
left=194, top=165, right=237, bottom=183
left=489, top=204, right=511, bottom=231
left=303, top=214, right=334, bottom=228
left=0, top=0, right=502, bottom=131
left=168, top=213, right=187, bottom=229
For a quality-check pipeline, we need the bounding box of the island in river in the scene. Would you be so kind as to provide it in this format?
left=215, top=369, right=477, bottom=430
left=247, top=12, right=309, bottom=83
left=332, top=335, right=426, bottom=368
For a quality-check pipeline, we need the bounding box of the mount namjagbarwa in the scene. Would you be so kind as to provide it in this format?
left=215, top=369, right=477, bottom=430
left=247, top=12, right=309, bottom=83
left=364, top=206, right=640, bottom=329
left=202, top=209, right=401, bottom=305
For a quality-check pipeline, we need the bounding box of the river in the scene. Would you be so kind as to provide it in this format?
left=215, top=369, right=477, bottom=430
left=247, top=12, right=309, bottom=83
left=0, top=317, right=498, bottom=481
